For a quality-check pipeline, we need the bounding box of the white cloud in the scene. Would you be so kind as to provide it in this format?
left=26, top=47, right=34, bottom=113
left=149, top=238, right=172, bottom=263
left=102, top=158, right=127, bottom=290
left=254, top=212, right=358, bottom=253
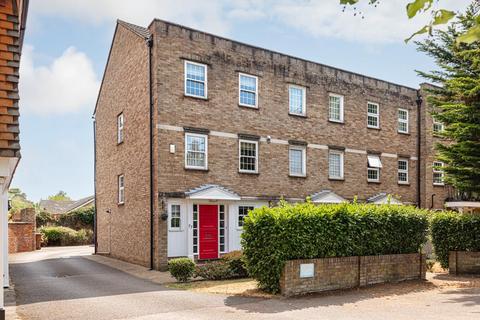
left=29, top=0, right=472, bottom=44
left=19, top=45, right=100, bottom=115
left=30, top=0, right=231, bottom=36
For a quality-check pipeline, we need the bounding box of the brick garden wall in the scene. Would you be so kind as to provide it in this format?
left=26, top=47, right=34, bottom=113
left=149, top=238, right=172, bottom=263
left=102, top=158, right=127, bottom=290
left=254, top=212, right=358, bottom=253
left=8, top=222, right=35, bottom=253
left=449, top=251, right=480, bottom=274
left=280, top=253, right=426, bottom=296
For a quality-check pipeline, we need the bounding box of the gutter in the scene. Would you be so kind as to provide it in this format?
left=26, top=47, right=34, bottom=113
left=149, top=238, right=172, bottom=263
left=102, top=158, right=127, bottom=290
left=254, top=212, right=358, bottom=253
left=416, top=91, right=423, bottom=208
left=147, top=35, right=154, bottom=270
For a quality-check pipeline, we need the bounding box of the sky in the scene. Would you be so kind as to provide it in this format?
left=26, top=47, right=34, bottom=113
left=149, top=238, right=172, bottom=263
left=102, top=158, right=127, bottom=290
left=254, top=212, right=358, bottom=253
left=13, top=0, right=470, bottom=202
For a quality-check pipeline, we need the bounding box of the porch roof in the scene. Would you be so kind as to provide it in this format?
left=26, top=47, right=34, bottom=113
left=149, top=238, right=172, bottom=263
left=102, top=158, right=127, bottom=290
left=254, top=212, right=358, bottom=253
left=185, top=184, right=241, bottom=201
left=366, top=193, right=403, bottom=205
left=310, top=190, right=346, bottom=204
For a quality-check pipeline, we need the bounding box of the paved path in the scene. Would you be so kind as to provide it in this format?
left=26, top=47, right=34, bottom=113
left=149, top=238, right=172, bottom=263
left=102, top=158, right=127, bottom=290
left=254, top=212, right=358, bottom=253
left=9, top=246, right=480, bottom=320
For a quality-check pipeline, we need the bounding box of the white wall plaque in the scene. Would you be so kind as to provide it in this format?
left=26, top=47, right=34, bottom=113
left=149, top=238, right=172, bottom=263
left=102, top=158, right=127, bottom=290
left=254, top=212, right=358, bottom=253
left=300, top=263, right=314, bottom=278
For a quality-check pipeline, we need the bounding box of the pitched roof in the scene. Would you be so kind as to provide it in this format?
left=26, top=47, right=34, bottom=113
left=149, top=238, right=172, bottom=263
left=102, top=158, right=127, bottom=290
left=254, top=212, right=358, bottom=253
left=117, top=19, right=151, bottom=39
left=310, top=190, right=346, bottom=204
left=366, top=193, right=403, bottom=205
left=39, top=195, right=94, bottom=215
left=185, top=184, right=241, bottom=200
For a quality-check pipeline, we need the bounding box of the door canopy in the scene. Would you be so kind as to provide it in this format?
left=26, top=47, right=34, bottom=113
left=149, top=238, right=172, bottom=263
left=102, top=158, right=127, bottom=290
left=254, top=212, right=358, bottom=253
left=310, top=189, right=346, bottom=204
left=185, top=184, right=241, bottom=201
left=367, top=192, right=403, bottom=205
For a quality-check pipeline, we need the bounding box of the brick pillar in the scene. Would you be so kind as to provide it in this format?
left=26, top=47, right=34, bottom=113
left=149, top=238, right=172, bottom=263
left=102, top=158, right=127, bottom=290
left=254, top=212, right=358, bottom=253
left=449, top=251, right=457, bottom=274
left=155, top=196, right=168, bottom=271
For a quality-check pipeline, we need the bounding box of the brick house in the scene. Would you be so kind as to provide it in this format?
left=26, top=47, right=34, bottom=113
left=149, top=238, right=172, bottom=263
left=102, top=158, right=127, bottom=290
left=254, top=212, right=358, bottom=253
left=0, top=0, right=29, bottom=318
left=94, top=19, right=451, bottom=270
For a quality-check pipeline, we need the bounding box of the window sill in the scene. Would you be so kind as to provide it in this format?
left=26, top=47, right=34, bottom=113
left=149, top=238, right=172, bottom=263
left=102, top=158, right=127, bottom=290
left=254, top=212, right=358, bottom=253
left=328, top=119, right=344, bottom=124
left=238, top=104, right=259, bottom=110
left=118, top=202, right=125, bottom=207
left=367, top=126, right=381, bottom=130
left=329, top=177, right=345, bottom=181
left=238, top=171, right=259, bottom=175
left=433, top=183, right=445, bottom=187
left=184, top=167, right=209, bottom=172
left=184, top=94, right=208, bottom=101
left=289, top=174, right=307, bottom=178
left=367, top=180, right=381, bottom=184
left=398, top=131, right=410, bottom=135
left=398, top=182, right=410, bottom=186
left=288, top=113, right=307, bottom=119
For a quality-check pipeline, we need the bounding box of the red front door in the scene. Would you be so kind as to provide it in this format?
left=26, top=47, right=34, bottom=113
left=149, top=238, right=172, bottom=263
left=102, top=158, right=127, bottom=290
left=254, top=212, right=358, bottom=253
left=199, top=205, right=219, bottom=260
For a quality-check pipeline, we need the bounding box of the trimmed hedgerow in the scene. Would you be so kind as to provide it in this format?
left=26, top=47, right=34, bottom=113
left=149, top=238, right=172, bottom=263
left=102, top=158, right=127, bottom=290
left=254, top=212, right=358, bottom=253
left=241, top=202, right=429, bottom=293
left=431, top=211, right=480, bottom=268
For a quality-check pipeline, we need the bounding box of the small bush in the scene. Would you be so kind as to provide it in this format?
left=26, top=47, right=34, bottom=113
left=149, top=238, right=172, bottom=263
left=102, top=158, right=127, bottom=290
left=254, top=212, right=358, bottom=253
left=242, top=202, right=429, bottom=293
left=40, top=226, right=93, bottom=246
left=431, top=211, right=480, bottom=268
left=168, top=258, right=195, bottom=282
left=195, top=260, right=234, bottom=280
left=426, top=259, right=435, bottom=272
left=222, top=251, right=248, bottom=278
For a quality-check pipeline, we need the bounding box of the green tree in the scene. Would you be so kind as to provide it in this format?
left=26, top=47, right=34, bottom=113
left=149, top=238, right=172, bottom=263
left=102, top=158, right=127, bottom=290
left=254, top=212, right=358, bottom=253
left=340, top=0, right=479, bottom=44
left=417, top=3, right=480, bottom=198
left=48, top=191, right=71, bottom=201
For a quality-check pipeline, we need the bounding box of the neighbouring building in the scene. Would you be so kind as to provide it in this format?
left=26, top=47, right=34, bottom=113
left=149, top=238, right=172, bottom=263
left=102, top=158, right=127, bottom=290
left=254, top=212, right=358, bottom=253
left=39, top=195, right=95, bottom=219
left=0, top=0, right=28, bottom=319
left=94, top=19, right=453, bottom=270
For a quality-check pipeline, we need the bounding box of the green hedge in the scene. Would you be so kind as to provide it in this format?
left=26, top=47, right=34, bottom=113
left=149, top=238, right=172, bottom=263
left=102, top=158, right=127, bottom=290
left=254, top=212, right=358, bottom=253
left=241, top=202, right=429, bottom=293
left=40, top=226, right=93, bottom=246
left=58, top=206, right=94, bottom=230
left=431, top=211, right=480, bottom=268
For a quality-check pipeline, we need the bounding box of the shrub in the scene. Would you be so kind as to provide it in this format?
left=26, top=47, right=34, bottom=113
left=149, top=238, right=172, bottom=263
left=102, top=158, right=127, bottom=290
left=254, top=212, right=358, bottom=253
left=168, top=258, right=195, bottom=282
left=242, top=202, right=429, bottom=293
left=58, top=206, right=94, bottom=230
left=431, top=211, right=480, bottom=268
left=222, top=250, right=248, bottom=278
left=40, top=226, right=93, bottom=246
left=36, top=211, right=54, bottom=228
left=195, top=260, right=234, bottom=280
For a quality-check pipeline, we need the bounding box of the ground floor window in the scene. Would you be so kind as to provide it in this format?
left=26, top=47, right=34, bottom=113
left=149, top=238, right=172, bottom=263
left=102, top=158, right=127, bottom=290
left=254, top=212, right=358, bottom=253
left=170, top=204, right=181, bottom=230
left=238, top=206, right=254, bottom=228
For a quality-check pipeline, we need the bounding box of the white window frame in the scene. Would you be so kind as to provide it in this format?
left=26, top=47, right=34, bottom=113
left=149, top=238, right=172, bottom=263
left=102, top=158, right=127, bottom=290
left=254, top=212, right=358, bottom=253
left=169, top=203, right=182, bottom=231
left=288, top=85, right=306, bottom=116
left=237, top=205, right=255, bottom=230
left=367, top=167, right=380, bottom=182
left=328, top=150, right=344, bottom=179
left=367, top=102, right=380, bottom=129
left=184, top=60, right=207, bottom=99
left=118, top=174, right=125, bottom=204
left=238, top=139, right=258, bottom=173
left=433, top=161, right=445, bottom=186
left=433, top=120, right=444, bottom=134
left=328, top=93, right=344, bottom=123
left=184, top=132, right=208, bottom=170
left=117, top=113, right=124, bottom=144
left=238, top=73, right=258, bottom=108
left=289, top=145, right=306, bottom=177
left=398, top=108, right=409, bottom=134
left=398, top=159, right=409, bottom=184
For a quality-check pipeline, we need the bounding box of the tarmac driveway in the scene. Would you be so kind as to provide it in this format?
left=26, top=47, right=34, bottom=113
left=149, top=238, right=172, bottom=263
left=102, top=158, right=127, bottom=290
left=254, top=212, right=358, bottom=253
left=8, top=246, right=480, bottom=320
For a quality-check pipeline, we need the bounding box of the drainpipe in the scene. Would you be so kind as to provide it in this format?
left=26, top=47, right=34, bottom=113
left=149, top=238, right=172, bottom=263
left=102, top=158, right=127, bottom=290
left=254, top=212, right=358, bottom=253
left=416, top=91, right=423, bottom=208
left=147, top=35, right=154, bottom=270
left=430, top=194, right=436, bottom=209
left=93, top=115, right=97, bottom=254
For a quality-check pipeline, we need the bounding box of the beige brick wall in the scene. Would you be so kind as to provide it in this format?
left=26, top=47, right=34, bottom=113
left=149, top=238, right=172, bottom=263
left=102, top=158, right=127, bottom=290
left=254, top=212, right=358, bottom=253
left=419, top=84, right=449, bottom=209
left=95, top=24, right=152, bottom=267
left=151, top=20, right=419, bottom=203
left=281, top=253, right=426, bottom=296
left=449, top=251, right=480, bottom=274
